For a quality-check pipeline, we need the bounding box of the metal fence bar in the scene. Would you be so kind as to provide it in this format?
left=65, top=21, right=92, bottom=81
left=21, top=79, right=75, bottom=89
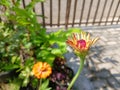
left=79, top=0, right=86, bottom=25
left=41, top=2, right=46, bottom=27
left=58, top=0, right=61, bottom=27
left=31, top=0, right=35, bottom=12
left=18, top=0, right=120, bottom=28
left=0, top=17, right=1, bottom=22
left=99, top=0, right=108, bottom=25
left=86, top=0, right=93, bottom=25
left=65, top=0, right=72, bottom=29
left=105, top=0, right=114, bottom=25
left=116, top=16, right=120, bottom=24
left=117, top=16, right=120, bottom=24
left=12, top=0, right=15, bottom=5
left=72, top=0, right=78, bottom=27
left=111, top=0, right=120, bottom=24
left=92, top=0, right=101, bottom=25
left=22, top=0, right=25, bottom=8
left=50, top=0, right=53, bottom=27
left=44, top=20, right=118, bottom=26
left=33, top=8, right=35, bottom=12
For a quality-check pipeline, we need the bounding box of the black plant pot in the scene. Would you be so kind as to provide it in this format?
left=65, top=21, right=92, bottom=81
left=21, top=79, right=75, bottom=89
left=49, top=57, right=74, bottom=90
left=0, top=57, right=74, bottom=90
left=0, top=69, right=17, bottom=82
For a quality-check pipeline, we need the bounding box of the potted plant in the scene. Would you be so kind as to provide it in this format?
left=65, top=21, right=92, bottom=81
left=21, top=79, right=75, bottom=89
left=0, top=0, right=81, bottom=90
left=0, top=0, right=99, bottom=90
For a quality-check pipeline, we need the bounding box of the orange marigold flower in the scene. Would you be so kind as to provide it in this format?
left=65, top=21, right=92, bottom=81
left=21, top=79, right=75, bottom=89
left=66, top=32, right=99, bottom=53
left=32, top=62, right=52, bottom=79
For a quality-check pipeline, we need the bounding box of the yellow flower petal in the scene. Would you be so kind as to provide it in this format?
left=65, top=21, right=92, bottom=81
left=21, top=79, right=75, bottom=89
left=32, top=62, right=52, bottom=79
left=92, top=37, right=99, bottom=45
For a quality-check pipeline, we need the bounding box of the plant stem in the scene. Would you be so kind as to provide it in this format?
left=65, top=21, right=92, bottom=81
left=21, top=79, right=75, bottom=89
left=67, top=58, right=85, bottom=90
left=38, top=79, right=42, bottom=90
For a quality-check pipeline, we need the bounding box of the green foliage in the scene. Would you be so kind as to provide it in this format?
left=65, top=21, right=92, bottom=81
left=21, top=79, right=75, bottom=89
left=8, top=78, right=22, bottom=90
left=38, top=79, right=51, bottom=90
left=0, top=0, right=82, bottom=89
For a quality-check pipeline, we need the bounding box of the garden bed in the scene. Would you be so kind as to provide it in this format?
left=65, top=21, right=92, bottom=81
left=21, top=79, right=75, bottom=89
left=0, top=55, right=93, bottom=90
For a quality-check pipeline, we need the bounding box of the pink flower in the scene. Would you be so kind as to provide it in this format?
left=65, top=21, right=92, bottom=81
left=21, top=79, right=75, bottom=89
left=66, top=32, right=99, bottom=53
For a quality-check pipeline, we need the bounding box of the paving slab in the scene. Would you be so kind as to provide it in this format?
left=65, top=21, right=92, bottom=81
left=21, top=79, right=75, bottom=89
left=84, top=26, right=120, bottom=90
left=65, top=26, right=120, bottom=90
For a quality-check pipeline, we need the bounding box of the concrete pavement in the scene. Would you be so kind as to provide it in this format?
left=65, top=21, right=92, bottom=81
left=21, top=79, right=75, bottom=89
left=83, top=26, right=120, bottom=90
left=63, top=25, right=120, bottom=90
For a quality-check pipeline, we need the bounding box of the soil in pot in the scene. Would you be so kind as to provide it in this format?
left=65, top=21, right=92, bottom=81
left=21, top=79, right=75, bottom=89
left=49, top=57, right=74, bottom=90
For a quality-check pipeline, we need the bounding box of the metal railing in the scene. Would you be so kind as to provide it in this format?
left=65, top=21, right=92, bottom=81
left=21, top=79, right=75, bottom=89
left=22, top=0, right=120, bottom=28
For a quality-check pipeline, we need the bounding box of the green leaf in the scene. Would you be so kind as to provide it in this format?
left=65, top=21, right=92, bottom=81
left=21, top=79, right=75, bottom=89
left=65, top=28, right=82, bottom=36
left=0, top=0, right=10, bottom=7
left=19, top=67, right=31, bottom=79
left=36, top=0, right=45, bottom=2
left=44, top=54, right=55, bottom=66
left=31, top=78, right=39, bottom=88
left=3, top=64, right=20, bottom=71
left=22, top=77, right=29, bottom=87
left=24, top=42, right=32, bottom=49
left=51, top=48, right=62, bottom=55
left=39, top=79, right=51, bottom=90
left=19, top=67, right=31, bottom=87
left=9, top=78, right=21, bottom=90
left=12, top=7, right=30, bottom=18
left=11, top=56, right=19, bottom=64
left=24, top=58, right=34, bottom=66
left=37, top=50, right=50, bottom=58
left=49, top=28, right=82, bottom=48
left=37, top=50, right=55, bottom=66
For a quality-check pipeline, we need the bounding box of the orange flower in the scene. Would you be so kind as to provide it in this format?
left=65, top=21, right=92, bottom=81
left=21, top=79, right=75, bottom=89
left=32, top=62, right=52, bottom=79
left=66, top=32, right=99, bottom=53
